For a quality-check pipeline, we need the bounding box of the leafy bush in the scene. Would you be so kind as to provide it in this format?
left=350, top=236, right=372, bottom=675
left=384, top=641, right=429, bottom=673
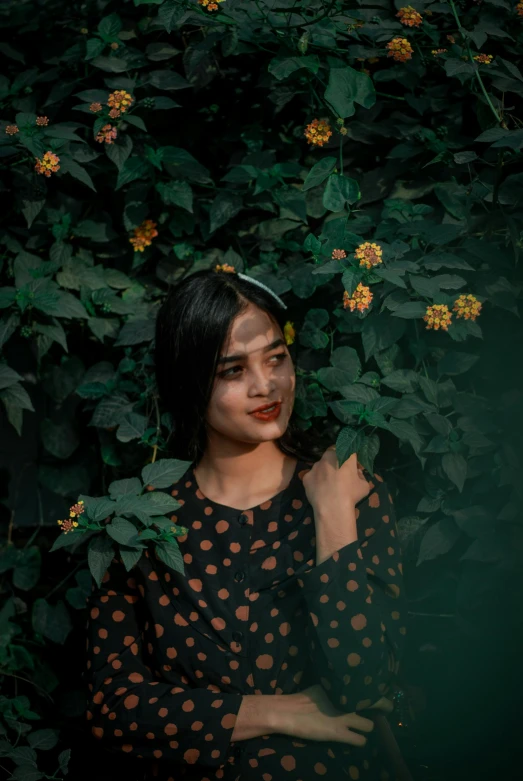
left=1, top=0, right=522, bottom=778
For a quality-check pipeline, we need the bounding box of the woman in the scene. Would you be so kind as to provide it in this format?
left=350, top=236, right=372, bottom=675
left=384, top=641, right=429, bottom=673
left=85, top=268, right=407, bottom=781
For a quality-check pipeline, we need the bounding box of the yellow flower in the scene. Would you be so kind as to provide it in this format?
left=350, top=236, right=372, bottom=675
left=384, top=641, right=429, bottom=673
left=343, top=284, right=373, bottom=313
left=516, top=0, right=523, bottom=16
left=129, top=219, right=159, bottom=253
left=452, top=294, right=482, bottom=321
left=432, top=49, right=448, bottom=56
left=304, top=118, right=333, bottom=147
left=332, top=249, right=347, bottom=260
left=423, top=304, right=452, bottom=331
left=69, top=500, right=85, bottom=518
left=396, top=6, right=423, bottom=28
left=284, top=321, right=296, bottom=345
left=199, top=0, right=225, bottom=10
left=57, top=518, right=79, bottom=534
left=107, top=89, right=134, bottom=114
left=473, top=54, right=493, bottom=65
left=354, top=242, right=383, bottom=270
left=214, top=263, right=236, bottom=273
left=35, top=151, right=60, bottom=177
left=386, top=37, right=414, bottom=63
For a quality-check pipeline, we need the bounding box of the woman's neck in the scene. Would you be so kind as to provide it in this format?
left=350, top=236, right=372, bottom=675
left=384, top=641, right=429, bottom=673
left=193, top=447, right=298, bottom=511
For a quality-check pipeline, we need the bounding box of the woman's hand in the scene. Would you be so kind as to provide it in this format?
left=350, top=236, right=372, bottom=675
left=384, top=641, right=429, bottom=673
left=302, top=446, right=372, bottom=565
left=302, top=445, right=372, bottom=513
left=269, top=684, right=384, bottom=747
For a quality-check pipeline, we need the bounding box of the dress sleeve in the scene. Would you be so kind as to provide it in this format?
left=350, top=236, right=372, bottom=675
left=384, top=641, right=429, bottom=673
left=297, top=469, right=407, bottom=712
left=85, top=552, right=243, bottom=768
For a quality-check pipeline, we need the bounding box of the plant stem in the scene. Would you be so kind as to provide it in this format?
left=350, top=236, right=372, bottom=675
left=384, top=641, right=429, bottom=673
left=447, top=0, right=501, bottom=124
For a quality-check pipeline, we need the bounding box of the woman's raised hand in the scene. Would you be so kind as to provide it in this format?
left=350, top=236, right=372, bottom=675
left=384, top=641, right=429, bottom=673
left=302, top=446, right=372, bottom=515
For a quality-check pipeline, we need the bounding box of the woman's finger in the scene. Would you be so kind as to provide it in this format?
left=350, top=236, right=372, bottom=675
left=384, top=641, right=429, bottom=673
left=344, top=713, right=375, bottom=732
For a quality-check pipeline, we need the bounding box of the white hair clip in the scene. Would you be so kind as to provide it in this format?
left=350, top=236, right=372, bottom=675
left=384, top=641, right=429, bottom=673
left=237, top=272, right=288, bottom=310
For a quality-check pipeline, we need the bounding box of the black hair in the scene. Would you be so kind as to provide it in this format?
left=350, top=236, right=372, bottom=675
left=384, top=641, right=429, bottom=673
left=154, top=269, right=326, bottom=465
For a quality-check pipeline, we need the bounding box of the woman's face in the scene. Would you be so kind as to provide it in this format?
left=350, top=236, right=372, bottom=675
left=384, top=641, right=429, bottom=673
left=205, top=301, right=296, bottom=446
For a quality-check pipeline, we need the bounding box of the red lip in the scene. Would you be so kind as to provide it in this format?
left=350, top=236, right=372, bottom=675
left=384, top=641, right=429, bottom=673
left=250, top=401, right=282, bottom=414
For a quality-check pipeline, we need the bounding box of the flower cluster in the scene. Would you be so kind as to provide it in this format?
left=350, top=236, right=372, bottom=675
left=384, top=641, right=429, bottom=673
left=474, top=54, right=493, bottom=64
left=343, top=283, right=373, bottom=313
left=517, top=0, right=523, bottom=16
left=452, top=293, right=482, bottom=321
left=35, top=151, right=60, bottom=177
left=423, top=304, right=452, bottom=331
left=129, top=219, right=159, bottom=252
left=214, top=263, right=236, bottom=273
left=332, top=248, right=347, bottom=260
left=95, top=124, right=118, bottom=144
left=57, top=500, right=85, bottom=534
left=396, top=6, right=423, bottom=28
left=6, top=115, right=49, bottom=135
left=386, top=37, right=414, bottom=62
left=447, top=34, right=456, bottom=44
left=107, top=89, right=135, bottom=116
left=284, top=321, right=296, bottom=345
left=304, top=118, right=333, bottom=147
left=355, top=241, right=383, bottom=270
left=432, top=49, right=448, bottom=56
left=199, top=0, right=225, bottom=10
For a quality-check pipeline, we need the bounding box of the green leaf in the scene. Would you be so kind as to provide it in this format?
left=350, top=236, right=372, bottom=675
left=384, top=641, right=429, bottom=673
left=268, top=55, right=320, bottom=81
left=108, top=477, right=143, bottom=499
left=142, top=458, right=192, bottom=489
left=391, top=301, right=428, bottom=319
left=154, top=539, right=184, bottom=574
left=106, top=517, right=141, bottom=546
left=87, top=535, right=115, bottom=588
left=32, top=599, right=72, bottom=644
left=119, top=546, right=143, bottom=572
left=114, top=319, right=155, bottom=346
left=324, top=66, right=375, bottom=119
left=442, top=452, right=467, bottom=492
left=323, top=175, right=360, bottom=212
left=115, top=157, right=150, bottom=190
left=437, top=351, right=479, bottom=376
left=12, top=547, right=41, bottom=591
left=209, top=192, right=243, bottom=234
left=0, top=364, right=24, bottom=390
left=142, top=491, right=181, bottom=516
left=157, top=180, right=193, bottom=212
left=147, top=70, right=190, bottom=90
left=417, top=518, right=461, bottom=565
left=50, top=530, right=89, bottom=552
left=302, top=157, right=337, bottom=192
left=59, top=157, right=96, bottom=192
left=27, top=729, right=59, bottom=751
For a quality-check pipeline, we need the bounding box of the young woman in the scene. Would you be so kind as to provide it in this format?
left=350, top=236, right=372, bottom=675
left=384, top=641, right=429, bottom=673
left=85, top=268, right=407, bottom=781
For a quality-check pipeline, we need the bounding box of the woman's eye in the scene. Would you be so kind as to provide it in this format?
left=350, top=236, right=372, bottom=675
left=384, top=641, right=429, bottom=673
left=219, top=352, right=287, bottom=378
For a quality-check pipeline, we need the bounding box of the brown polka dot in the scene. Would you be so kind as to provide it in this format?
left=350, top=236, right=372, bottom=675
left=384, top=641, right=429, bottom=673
left=347, top=580, right=359, bottom=592
left=349, top=766, right=360, bottom=779
left=129, top=672, right=143, bottom=683
left=256, top=654, right=273, bottom=670
left=112, top=610, right=125, bottom=622
left=124, top=694, right=139, bottom=709
left=314, top=763, right=327, bottom=775
left=98, top=628, right=108, bottom=639
left=184, top=748, right=200, bottom=764
left=281, top=755, right=296, bottom=771
left=327, top=638, right=339, bottom=648
left=200, top=540, right=212, bottom=551
left=221, top=713, right=237, bottom=729
left=205, top=564, right=217, bottom=575
left=174, top=614, right=188, bottom=626
left=218, top=588, right=229, bottom=599
left=262, top=556, right=276, bottom=570
left=188, top=579, right=203, bottom=592
left=182, top=700, right=194, bottom=712
left=211, top=617, right=226, bottom=631
left=159, top=594, right=170, bottom=606
left=351, top=613, right=367, bottom=631
left=279, top=622, right=291, bottom=636
left=158, top=707, right=168, bottom=718
left=155, top=624, right=164, bottom=638
left=347, top=653, right=361, bottom=667
left=215, top=520, right=229, bottom=533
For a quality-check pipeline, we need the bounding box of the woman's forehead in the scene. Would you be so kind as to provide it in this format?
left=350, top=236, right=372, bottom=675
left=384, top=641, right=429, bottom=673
left=223, top=305, right=281, bottom=353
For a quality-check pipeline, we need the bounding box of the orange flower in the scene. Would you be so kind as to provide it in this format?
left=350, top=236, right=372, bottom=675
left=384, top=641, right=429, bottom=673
left=69, top=500, right=85, bottom=518
left=214, top=263, right=236, bottom=273
left=386, top=37, right=414, bottom=62
left=332, top=249, right=347, bottom=260
left=199, top=0, right=225, bottom=10
left=452, top=294, right=482, bottom=321
left=95, top=123, right=117, bottom=144
left=304, top=118, right=333, bottom=147
left=36, top=116, right=49, bottom=126
left=35, top=151, right=60, bottom=177
left=474, top=53, right=493, bottom=65
left=516, top=1, right=523, bottom=16
left=396, top=6, right=423, bottom=28
left=432, top=49, right=448, bottom=56
left=343, top=284, right=373, bottom=313
left=89, top=102, right=103, bottom=113
left=57, top=518, right=79, bottom=534
left=129, top=219, right=159, bottom=252
left=423, top=304, right=452, bottom=331
left=447, top=34, right=456, bottom=44
left=107, top=89, right=134, bottom=114
left=354, top=242, right=383, bottom=270
left=5, top=124, right=19, bottom=135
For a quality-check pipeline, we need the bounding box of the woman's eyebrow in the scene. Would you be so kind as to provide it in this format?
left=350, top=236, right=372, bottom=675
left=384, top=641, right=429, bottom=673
left=217, top=337, right=285, bottom=365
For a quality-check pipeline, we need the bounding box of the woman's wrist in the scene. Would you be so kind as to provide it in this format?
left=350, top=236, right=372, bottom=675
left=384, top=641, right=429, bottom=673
left=312, top=504, right=358, bottom=566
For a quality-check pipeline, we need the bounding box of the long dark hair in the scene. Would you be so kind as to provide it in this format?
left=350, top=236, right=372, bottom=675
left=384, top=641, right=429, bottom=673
left=154, top=269, right=326, bottom=465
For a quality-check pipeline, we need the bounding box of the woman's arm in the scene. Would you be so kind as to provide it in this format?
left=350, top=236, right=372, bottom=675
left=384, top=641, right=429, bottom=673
left=297, top=470, right=407, bottom=713
left=86, top=554, right=246, bottom=767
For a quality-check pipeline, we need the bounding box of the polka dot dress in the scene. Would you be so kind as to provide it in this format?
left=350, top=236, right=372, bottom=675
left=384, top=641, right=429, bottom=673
left=86, top=460, right=407, bottom=781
